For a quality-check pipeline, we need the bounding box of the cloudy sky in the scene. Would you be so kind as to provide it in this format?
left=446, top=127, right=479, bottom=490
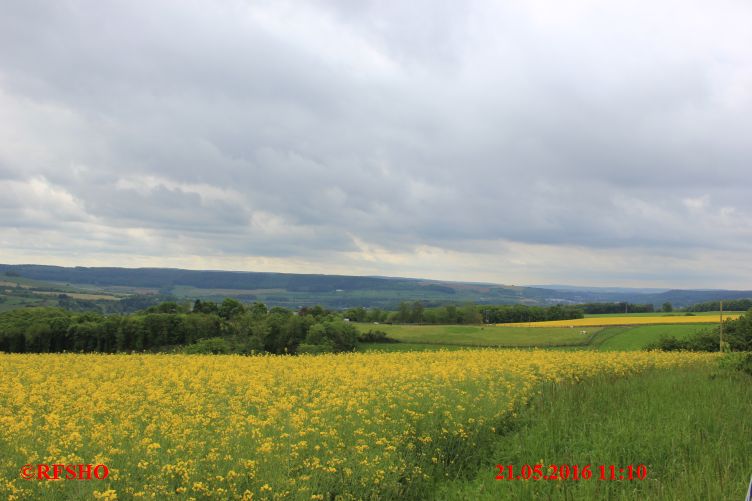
left=1, top=0, right=751, bottom=288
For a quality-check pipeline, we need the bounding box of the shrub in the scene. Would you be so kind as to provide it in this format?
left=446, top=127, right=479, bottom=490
left=646, top=336, right=688, bottom=352
left=357, top=330, right=399, bottom=343
left=304, top=321, right=358, bottom=352
left=184, top=337, right=231, bottom=354
left=649, top=308, right=752, bottom=352
left=736, top=352, right=752, bottom=376
left=717, top=352, right=752, bottom=376
left=296, top=342, right=335, bottom=354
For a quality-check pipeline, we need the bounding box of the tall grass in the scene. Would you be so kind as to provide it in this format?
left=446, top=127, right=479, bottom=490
left=438, top=362, right=752, bottom=500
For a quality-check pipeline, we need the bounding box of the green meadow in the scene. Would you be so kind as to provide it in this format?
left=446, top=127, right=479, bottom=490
left=355, top=323, right=600, bottom=347
left=356, top=321, right=715, bottom=352
left=437, top=362, right=752, bottom=500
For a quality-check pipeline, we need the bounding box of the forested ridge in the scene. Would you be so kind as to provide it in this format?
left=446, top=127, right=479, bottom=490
left=4, top=264, right=752, bottom=309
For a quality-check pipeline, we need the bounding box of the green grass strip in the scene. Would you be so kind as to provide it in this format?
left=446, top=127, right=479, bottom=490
left=436, top=363, right=752, bottom=500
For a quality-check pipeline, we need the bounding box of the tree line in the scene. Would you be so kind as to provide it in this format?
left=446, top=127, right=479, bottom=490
left=685, top=298, right=752, bottom=312
left=577, top=302, right=655, bottom=314
left=341, top=302, right=584, bottom=324
left=0, top=299, right=359, bottom=355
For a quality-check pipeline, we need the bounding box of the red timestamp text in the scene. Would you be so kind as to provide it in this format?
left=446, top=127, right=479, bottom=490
left=495, top=464, right=648, bottom=481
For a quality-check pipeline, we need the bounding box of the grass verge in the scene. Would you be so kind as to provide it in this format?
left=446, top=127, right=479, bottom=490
left=436, top=362, right=752, bottom=500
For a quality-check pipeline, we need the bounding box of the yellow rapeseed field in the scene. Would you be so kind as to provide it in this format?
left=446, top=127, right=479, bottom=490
left=499, top=314, right=739, bottom=328
left=0, top=351, right=715, bottom=500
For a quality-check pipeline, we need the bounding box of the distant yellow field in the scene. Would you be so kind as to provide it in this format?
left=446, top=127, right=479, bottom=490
left=498, top=315, right=740, bottom=327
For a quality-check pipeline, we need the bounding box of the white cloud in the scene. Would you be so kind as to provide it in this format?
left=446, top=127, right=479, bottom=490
left=1, top=0, right=751, bottom=287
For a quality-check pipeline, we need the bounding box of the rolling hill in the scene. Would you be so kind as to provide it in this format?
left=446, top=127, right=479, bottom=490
left=1, top=264, right=750, bottom=310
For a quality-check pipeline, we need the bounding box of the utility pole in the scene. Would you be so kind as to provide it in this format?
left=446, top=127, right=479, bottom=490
left=719, top=300, right=724, bottom=352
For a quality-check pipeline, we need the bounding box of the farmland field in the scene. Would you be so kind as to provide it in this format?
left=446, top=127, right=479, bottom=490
left=584, top=311, right=739, bottom=318
left=356, top=322, right=716, bottom=352
left=591, top=324, right=714, bottom=351
left=0, top=351, right=716, bottom=500
left=0, top=295, right=59, bottom=313
left=499, top=313, right=738, bottom=327
left=30, top=291, right=120, bottom=301
left=354, top=323, right=601, bottom=347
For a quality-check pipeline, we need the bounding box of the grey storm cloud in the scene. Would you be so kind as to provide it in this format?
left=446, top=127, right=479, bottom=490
left=1, top=0, right=752, bottom=287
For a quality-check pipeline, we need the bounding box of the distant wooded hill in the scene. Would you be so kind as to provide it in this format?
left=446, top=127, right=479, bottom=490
left=1, top=264, right=751, bottom=310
